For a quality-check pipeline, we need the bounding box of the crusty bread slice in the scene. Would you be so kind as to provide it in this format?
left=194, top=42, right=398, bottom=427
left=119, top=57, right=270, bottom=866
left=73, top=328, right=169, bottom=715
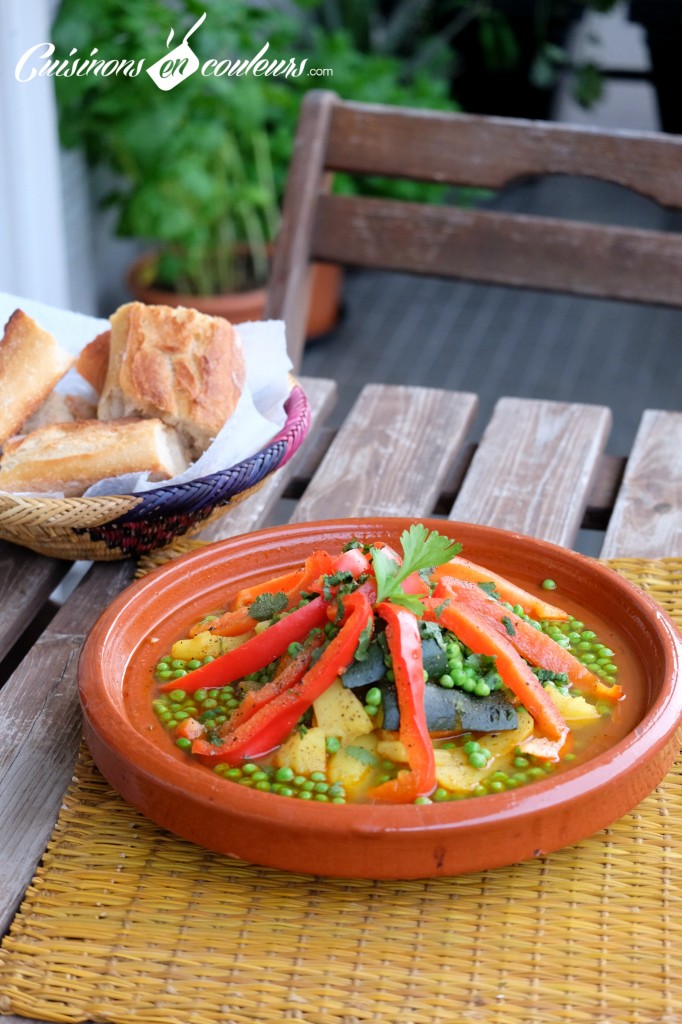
left=97, top=302, right=246, bottom=455
left=20, top=391, right=97, bottom=433
left=75, top=329, right=111, bottom=394
left=0, top=417, right=189, bottom=496
left=0, top=309, right=74, bottom=447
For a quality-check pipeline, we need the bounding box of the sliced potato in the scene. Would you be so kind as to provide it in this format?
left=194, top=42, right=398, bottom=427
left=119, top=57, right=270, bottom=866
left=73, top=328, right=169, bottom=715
left=327, top=733, right=380, bottom=799
left=171, top=630, right=252, bottom=662
left=313, top=678, right=374, bottom=739
left=434, top=709, right=535, bottom=794
left=377, top=739, right=409, bottom=764
left=274, top=727, right=327, bottom=775
left=546, top=684, right=600, bottom=724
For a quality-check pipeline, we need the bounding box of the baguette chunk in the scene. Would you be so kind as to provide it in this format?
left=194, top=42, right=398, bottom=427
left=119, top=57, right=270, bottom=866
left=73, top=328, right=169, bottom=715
left=98, top=302, right=246, bottom=455
left=0, top=417, right=189, bottom=496
left=0, top=310, right=74, bottom=447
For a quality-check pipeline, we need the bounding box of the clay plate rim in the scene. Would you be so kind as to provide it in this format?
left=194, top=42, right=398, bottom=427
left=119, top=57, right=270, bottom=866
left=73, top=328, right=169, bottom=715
left=78, top=518, right=682, bottom=878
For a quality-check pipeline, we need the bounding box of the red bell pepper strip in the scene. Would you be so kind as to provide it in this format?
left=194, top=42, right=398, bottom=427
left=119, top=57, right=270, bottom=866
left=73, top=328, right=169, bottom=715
left=192, top=590, right=373, bottom=765
left=368, top=602, right=436, bottom=803
left=431, top=556, right=570, bottom=621
left=159, top=596, right=330, bottom=693
left=423, top=597, right=570, bottom=753
left=223, top=630, right=326, bottom=733
left=434, top=577, right=622, bottom=702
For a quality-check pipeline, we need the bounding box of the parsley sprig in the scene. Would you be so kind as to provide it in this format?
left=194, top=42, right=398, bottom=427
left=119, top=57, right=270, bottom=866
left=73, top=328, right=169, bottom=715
left=370, top=524, right=462, bottom=615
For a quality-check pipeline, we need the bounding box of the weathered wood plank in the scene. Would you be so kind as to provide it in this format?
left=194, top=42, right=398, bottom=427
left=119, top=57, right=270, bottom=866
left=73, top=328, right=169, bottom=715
left=450, top=397, right=612, bottom=546
left=601, top=410, right=682, bottom=558
left=0, top=542, right=69, bottom=667
left=196, top=376, right=337, bottom=543
left=312, top=195, right=682, bottom=309
left=326, top=100, right=682, bottom=208
left=265, top=91, right=336, bottom=370
left=0, top=560, right=134, bottom=936
left=290, top=384, right=478, bottom=522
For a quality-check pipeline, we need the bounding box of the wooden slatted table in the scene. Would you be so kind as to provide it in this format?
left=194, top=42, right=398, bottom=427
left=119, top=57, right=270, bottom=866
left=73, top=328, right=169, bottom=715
left=1, top=377, right=681, bottom=1024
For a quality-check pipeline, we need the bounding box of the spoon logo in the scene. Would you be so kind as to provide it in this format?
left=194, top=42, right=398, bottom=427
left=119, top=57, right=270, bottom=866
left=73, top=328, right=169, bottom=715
left=146, top=12, right=206, bottom=91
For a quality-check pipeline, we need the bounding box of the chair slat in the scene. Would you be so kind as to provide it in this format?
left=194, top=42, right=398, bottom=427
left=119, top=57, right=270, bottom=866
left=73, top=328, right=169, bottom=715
left=326, top=100, right=682, bottom=208
left=450, top=397, right=611, bottom=547
left=290, top=383, right=477, bottom=522
left=601, top=410, right=682, bottom=558
left=312, top=195, right=682, bottom=308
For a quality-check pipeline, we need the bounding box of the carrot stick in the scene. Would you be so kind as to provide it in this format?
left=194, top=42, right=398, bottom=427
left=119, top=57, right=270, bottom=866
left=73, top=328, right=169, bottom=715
left=432, top=556, right=570, bottom=621
left=423, top=598, right=570, bottom=753
left=434, top=578, right=622, bottom=702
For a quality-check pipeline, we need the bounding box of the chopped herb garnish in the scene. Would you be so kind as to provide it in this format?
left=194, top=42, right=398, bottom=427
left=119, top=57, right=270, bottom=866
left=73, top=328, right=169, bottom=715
left=345, top=745, right=380, bottom=767
left=478, top=581, right=501, bottom=600
left=501, top=616, right=516, bottom=636
left=353, top=617, right=374, bottom=662
left=418, top=620, right=446, bottom=649
left=248, top=591, right=288, bottom=622
left=433, top=599, right=451, bottom=618
left=321, top=569, right=354, bottom=601
left=371, top=524, right=462, bottom=614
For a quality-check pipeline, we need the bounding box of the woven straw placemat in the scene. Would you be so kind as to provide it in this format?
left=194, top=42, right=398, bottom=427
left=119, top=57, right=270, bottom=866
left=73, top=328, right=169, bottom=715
left=1, top=559, right=681, bottom=1024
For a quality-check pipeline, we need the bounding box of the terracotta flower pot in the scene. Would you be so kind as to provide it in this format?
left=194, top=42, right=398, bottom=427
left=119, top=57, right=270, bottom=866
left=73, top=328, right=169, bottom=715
left=126, top=252, right=342, bottom=339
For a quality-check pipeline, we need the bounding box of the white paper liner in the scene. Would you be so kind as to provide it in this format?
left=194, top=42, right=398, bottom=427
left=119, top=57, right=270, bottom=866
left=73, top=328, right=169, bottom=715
left=0, top=293, right=292, bottom=498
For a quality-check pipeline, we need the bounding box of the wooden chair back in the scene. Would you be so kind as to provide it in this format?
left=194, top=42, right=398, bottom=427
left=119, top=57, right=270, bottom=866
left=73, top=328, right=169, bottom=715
left=266, top=90, right=682, bottom=369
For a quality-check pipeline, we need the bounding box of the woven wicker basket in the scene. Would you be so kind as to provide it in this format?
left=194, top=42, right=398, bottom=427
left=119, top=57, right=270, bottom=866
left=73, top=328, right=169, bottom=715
left=0, top=383, right=310, bottom=561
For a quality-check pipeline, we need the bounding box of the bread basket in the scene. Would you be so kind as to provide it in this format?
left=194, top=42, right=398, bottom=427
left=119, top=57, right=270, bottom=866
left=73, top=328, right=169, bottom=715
left=0, top=382, right=310, bottom=561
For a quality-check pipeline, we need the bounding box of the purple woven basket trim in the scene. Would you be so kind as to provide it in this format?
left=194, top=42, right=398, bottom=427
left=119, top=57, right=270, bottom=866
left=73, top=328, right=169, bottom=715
left=111, top=384, right=310, bottom=526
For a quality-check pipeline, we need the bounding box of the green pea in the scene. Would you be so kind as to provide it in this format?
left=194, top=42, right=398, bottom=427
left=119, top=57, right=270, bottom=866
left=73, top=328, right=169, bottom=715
left=414, top=796, right=432, bottom=805
left=157, top=670, right=173, bottom=681
left=474, top=681, right=491, bottom=697
left=325, top=736, right=341, bottom=754
left=275, top=766, right=294, bottom=783
left=242, top=763, right=259, bottom=776
left=310, top=771, right=326, bottom=782
left=175, top=737, right=191, bottom=750
left=187, top=660, right=202, bottom=671
left=439, top=674, right=455, bottom=689
left=169, top=689, right=186, bottom=702
left=297, top=790, right=313, bottom=800
left=469, top=751, right=488, bottom=769
left=171, top=659, right=186, bottom=669
left=365, top=687, right=382, bottom=706
left=542, top=579, right=557, bottom=590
